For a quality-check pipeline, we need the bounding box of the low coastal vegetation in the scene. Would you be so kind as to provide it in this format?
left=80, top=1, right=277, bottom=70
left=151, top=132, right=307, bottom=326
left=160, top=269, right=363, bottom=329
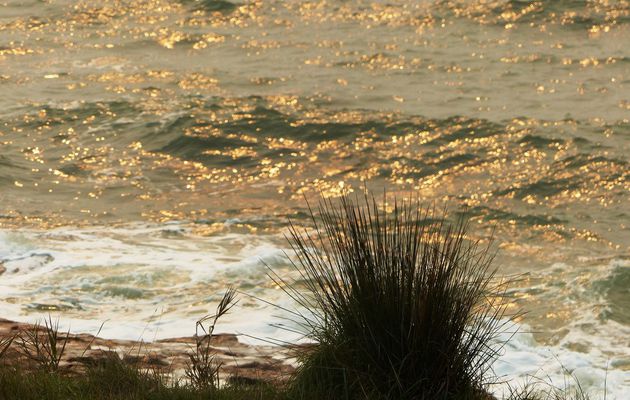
left=0, top=194, right=596, bottom=400
left=280, top=194, right=512, bottom=399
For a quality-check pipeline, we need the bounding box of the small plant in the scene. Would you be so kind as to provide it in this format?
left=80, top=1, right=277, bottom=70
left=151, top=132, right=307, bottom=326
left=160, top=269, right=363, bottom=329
left=0, top=335, right=14, bottom=364
left=505, top=365, right=597, bottom=400
left=274, top=193, right=516, bottom=400
left=185, top=287, right=238, bottom=390
left=506, top=381, right=592, bottom=400
left=15, top=315, right=69, bottom=373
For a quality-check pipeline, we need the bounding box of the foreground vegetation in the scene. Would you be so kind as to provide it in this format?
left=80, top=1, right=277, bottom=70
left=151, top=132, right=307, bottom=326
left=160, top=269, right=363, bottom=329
left=279, top=195, right=511, bottom=399
left=0, top=359, right=595, bottom=400
left=0, top=358, right=282, bottom=400
left=0, top=194, right=599, bottom=399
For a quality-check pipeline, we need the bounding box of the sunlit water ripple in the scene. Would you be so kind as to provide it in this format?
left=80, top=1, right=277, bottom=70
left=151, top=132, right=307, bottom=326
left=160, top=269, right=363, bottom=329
left=0, top=0, right=629, bottom=396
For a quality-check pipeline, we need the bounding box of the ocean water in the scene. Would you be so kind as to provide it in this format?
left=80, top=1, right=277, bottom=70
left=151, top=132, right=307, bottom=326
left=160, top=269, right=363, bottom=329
left=0, top=0, right=629, bottom=396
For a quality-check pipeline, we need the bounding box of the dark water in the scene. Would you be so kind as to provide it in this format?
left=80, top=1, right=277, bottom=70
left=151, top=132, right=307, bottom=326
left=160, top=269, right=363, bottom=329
left=0, top=0, right=629, bottom=396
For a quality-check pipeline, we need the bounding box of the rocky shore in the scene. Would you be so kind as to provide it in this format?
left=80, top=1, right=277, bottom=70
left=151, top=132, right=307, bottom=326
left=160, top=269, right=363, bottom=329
left=0, top=318, right=295, bottom=384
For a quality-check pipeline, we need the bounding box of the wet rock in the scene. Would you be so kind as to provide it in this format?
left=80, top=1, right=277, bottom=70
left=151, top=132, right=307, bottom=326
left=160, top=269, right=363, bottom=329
left=0, top=318, right=295, bottom=383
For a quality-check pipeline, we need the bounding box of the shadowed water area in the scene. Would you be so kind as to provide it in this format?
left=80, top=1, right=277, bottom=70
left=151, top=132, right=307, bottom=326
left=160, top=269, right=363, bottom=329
left=0, top=0, right=629, bottom=396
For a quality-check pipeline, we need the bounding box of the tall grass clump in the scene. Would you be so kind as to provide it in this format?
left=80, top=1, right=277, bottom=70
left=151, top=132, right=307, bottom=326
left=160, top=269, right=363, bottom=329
left=276, top=193, right=515, bottom=400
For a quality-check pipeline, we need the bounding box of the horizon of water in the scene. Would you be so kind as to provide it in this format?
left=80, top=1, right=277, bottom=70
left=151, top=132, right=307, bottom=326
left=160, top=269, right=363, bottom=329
left=0, top=0, right=629, bottom=397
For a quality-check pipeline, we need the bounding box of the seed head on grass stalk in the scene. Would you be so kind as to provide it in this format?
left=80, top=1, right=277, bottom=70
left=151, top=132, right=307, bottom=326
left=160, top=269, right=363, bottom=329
left=270, top=192, right=517, bottom=400
left=185, top=287, right=238, bottom=390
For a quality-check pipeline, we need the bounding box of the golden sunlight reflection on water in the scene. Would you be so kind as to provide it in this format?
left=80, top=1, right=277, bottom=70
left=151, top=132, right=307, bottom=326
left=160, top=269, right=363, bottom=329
left=0, top=2, right=628, bottom=390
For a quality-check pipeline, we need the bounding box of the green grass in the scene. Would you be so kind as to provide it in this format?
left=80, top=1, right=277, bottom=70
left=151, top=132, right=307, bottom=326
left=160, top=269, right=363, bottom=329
left=14, top=315, right=69, bottom=373
left=0, top=356, right=283, bottom=400
left=0, top=359, right=597, bottom=400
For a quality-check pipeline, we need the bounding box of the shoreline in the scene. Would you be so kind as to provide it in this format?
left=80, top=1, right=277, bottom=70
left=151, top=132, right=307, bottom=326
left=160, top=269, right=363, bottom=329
left=0, top=318, right=295, bottom=384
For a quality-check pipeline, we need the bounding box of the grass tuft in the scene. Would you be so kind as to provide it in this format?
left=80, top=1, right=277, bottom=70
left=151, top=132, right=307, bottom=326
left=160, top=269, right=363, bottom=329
left=15, top=314, right=69, bottom=373
left=504, top=364, right=597, bottom=400
left=275, top=192, right=516, bottom=400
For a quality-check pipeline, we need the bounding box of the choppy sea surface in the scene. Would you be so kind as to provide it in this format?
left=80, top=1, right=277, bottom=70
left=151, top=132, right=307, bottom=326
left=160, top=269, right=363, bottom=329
left=0, top=0, right=629, bottom=396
